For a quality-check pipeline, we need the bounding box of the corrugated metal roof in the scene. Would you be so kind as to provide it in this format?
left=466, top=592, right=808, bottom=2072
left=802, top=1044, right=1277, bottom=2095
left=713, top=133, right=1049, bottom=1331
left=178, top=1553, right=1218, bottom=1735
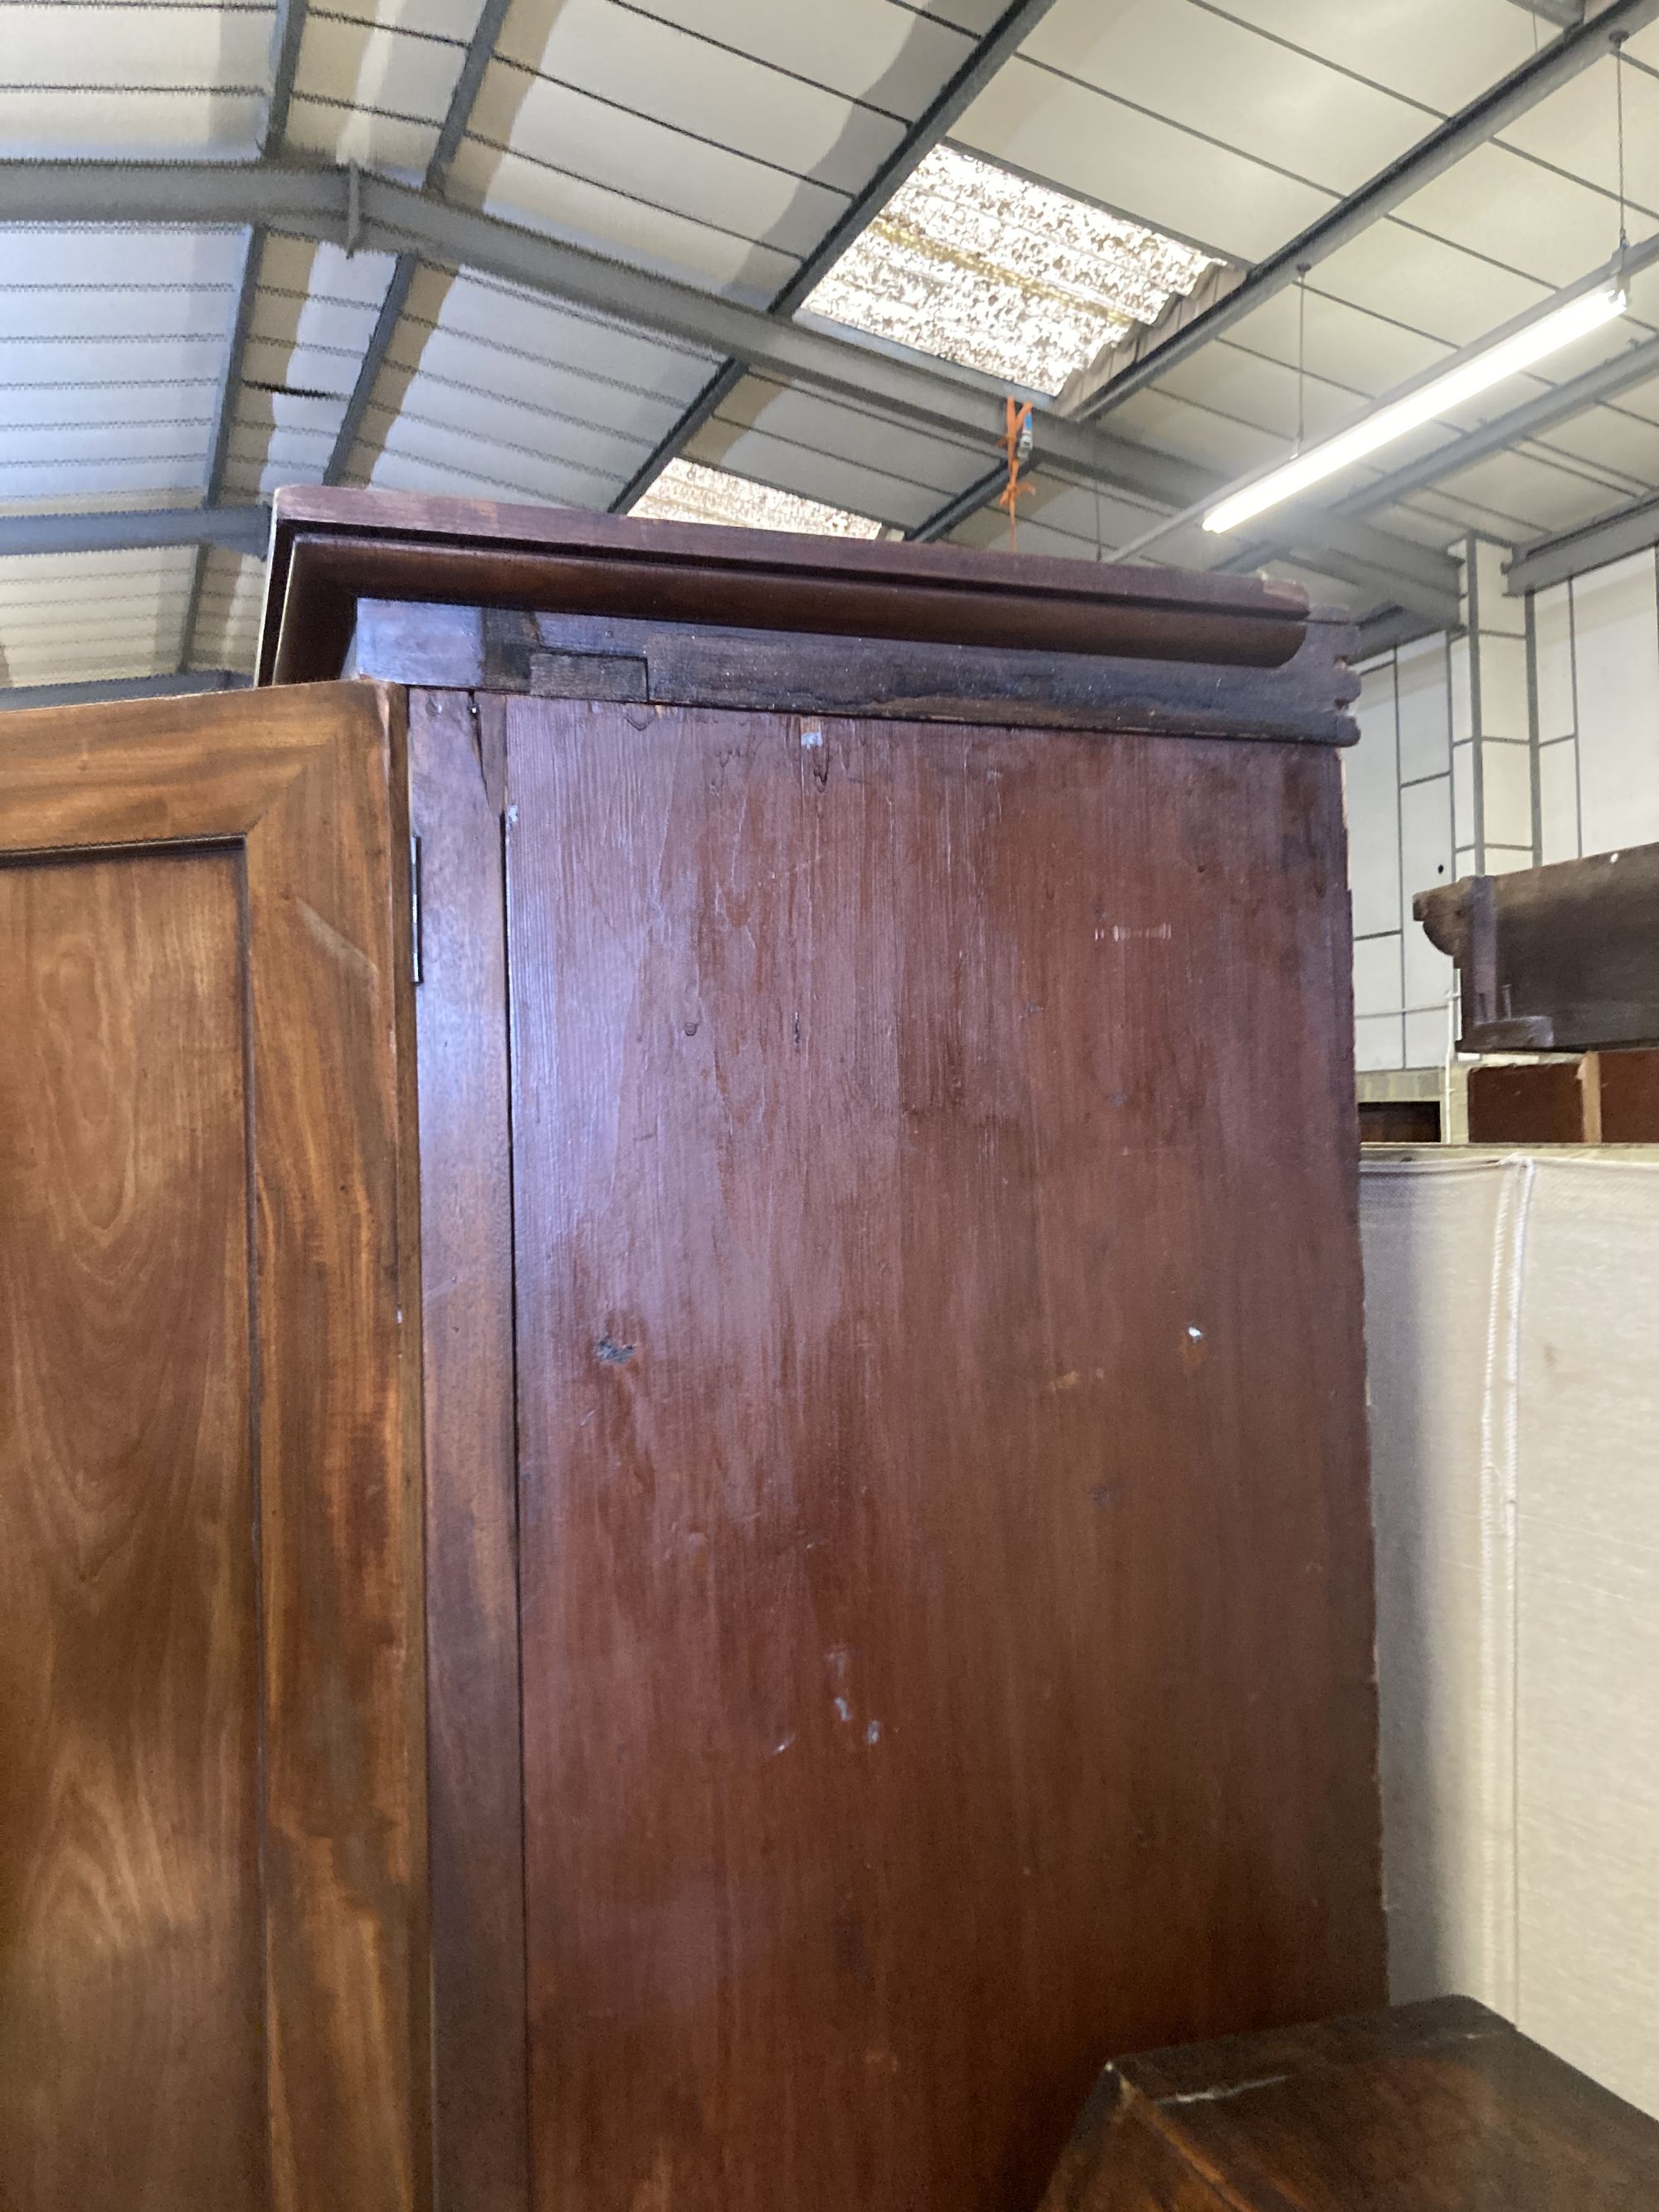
left=3, top=0, right=1659, bottom=691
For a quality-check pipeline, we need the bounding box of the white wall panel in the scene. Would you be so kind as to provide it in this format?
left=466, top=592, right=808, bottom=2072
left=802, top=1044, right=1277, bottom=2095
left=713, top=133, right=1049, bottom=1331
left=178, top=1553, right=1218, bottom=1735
left=1537, top=738, right=1580, bottom=863
left=1570, top=551, right=1659, bottom=855
left=1396, top=634, right=1451, bottom=783
left=1342, top=656, right=1401, bottom=940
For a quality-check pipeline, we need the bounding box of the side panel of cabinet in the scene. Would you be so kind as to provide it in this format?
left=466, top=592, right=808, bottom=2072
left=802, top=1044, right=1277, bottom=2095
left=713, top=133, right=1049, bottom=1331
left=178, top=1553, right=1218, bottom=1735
left=408, top=689, right=530, bottom=2212
left=0, top=683, right=428, bottom=2212
left=502, top=702, right=1384, bottom=2212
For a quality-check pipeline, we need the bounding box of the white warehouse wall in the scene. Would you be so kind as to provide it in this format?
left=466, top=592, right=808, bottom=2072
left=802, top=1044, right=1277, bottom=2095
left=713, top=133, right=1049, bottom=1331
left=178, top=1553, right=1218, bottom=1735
left=1345, top=537, right=1659, bottom=1070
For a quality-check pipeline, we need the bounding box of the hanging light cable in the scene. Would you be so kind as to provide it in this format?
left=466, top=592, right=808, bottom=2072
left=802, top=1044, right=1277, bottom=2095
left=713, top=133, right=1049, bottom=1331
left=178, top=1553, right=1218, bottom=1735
left=1613, top=30, right=1631, bottom=267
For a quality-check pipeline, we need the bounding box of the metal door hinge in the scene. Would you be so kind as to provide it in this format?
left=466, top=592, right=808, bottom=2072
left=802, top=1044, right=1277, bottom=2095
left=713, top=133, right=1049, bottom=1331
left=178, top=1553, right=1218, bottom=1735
left=410, top=833, right=423, bottom=985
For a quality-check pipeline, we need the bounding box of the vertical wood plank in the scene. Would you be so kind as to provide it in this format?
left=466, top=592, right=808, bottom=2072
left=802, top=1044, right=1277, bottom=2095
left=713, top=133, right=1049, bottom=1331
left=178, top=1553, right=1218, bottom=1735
left=506, top=702, right=1382, bottom=2212
left=0, top=848, right=265, bottom=2212
left=246, top=684, right=429, bottom=2212
left=409, top=688, right=530, bottom=2211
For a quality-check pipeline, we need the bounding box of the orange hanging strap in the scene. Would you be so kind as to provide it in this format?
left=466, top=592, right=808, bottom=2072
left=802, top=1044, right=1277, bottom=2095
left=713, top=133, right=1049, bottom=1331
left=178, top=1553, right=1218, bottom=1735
left=995, top=396, right=1034, bottom=549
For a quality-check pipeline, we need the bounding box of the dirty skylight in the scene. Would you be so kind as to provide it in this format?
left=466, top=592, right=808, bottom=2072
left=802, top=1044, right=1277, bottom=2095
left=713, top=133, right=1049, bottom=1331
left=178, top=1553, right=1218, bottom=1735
left=631, top=459, right=884, bottom=537
left=803, top=145, right=1214, bottom=396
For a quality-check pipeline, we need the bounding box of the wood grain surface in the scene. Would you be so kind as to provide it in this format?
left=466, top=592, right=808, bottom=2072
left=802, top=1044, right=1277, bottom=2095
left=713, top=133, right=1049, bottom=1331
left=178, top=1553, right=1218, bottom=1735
left=348, top=600, right=1359, bottom=747
left=504, top=700, right=1383, bottom=2212
left=409, top=688, right=530, bottom=2212
left=263, top=487, right=1312, bottom=685
left=0, top=848, right=264, bottom=2211
left=1039, top=1996, right=1659, bottom=2210
left=0, top=681, right=427, bottom=2212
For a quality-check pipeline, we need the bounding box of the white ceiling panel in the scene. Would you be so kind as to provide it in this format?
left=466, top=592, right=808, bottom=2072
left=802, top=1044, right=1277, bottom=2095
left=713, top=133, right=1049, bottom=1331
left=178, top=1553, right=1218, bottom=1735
left=295, top=12, right=466, bottom=124
left=1023, top=0, right=1428, bottom=196
left=0, top=545, right=196, bottom=605
left=0, top=458, right=208, bottom=500
left=188, top=547, right=264, bottom=674
left=1219, top=286, right=1452, bottom=400
left=285, top=95, right=441, bottom=175
left=1416, top=448, right=1622, bottom=535
left=1201, top=0, right=1535, bottom=114
left=1313, top=220, right=1551, bottom=346
left=0, top=3, right=269, bottom=157
left=495, top=0, right=905, bottom=193
left=0, top=286, right=235, bottom=343
left=361, top=415, right=627, bottom=505
left=0, top=88, right=265, bottom=160
left=1521, top=416, right=1659, bottom=497
left=0, top=226, right=247, bottom=290
left=1096, top=386, right=1282, bottom=476
left=706, top=374, right=983, bottom=493
left=956, top=59, right=1331, bottom=260
left=382, top=343, right=690, bottom=451
left=0, top=383, right=216, bottom=429
left=467, top=70, right=847, bottom=259
left=627, top=0, right=974, bottom=113
left=1391, top=142, right=1632, bottom=290
left=401, top=265, right=718, bottom=395
left=367, top=375, right=654, bottom=478
left=2, top=3, right=272, bottom=87
left=445, top=139, right=799, bottom=302
left=1497, top=49, right=1659, bottom=220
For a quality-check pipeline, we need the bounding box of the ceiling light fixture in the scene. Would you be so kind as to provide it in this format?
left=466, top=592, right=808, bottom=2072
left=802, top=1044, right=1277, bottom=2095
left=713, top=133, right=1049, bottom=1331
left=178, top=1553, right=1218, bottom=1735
left=1202, top=280, right=1627, bottom=534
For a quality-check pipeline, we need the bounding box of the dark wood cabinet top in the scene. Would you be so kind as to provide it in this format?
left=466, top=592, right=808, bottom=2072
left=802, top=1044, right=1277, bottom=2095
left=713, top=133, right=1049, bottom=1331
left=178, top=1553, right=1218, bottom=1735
left=1039, top=1996, right=1659, bottom=2211
left=259, top=486, right=1342, bottom=693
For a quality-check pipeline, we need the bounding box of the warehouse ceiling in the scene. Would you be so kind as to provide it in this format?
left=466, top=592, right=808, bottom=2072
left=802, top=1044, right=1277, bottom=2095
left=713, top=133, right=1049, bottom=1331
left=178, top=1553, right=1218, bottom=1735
left=4, top=0, right=1659, bottom=697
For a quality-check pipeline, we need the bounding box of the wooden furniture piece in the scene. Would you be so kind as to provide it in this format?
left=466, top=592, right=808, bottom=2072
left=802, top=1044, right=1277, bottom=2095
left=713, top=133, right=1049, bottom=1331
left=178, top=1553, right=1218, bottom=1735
left=1358, top=1097, right=1443, bottom=1144
left=2, top=492, right=1384, bottom=2212
left=1462, top=1047, right=1659, bottom=1144
left=1037, top=1994, right=1659, bottom=2210
left=1416, top=842, right=1659, bottom=1053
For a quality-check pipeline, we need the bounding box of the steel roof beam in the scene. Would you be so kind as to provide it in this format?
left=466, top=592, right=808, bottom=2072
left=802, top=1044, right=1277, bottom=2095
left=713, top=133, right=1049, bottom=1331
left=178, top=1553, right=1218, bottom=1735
left=0, top=668, right=248, bottom=711
left=1506, top=486, right=1659, bottom=593
left=0, top=506, right=270, bottom=558
left=610, top=0, right=1066, bottom=513
left=0, top=158, right=1461, bottom=623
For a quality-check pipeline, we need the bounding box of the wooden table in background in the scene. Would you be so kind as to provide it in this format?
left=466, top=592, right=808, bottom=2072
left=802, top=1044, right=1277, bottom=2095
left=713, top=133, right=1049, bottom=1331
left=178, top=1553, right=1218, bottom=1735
left=1039, top=1995, right=1659, bottom=2211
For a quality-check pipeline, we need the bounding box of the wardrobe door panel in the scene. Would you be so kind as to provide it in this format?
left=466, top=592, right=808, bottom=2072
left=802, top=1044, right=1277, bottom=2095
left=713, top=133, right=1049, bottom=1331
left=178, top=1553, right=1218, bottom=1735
left=504, top=702, right=1382, bottom=2212
left=0, top=847, right=263, bottom=2210
left=0, top=683, right=426, bottom=2212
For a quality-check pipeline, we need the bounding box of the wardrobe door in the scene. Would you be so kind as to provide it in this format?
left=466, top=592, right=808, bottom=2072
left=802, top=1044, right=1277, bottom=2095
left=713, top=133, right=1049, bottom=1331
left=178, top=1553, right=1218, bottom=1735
left=0, top=683, right=426, bottom=2212
left=502, top=700, right=1383, bottom=2212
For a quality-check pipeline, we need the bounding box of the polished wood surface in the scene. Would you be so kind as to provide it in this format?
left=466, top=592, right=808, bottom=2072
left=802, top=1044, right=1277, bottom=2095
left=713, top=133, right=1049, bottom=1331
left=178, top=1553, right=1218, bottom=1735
left=1039, top=1996, right=1659, bottom=2210
left=0, top=683, right=427, bottom=2212
left=260, top=488, right=1316, bottom=686
left=1596, top=1044, right=1659, bottom=1139
left=409, top=688, right=530, bottom=2212
left=504, top=701, right=1383, bottom=2212
left=0, top=848, right=264, bottom=2210
left=1466, top=1058, right=1594, bottom=1145
left=349, top=598, right=1360, bottom=746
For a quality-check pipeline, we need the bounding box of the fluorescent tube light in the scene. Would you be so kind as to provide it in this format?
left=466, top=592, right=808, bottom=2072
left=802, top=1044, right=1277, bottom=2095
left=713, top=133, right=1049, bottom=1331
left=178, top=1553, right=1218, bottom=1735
left=1203, top=283, right=1627, bottom=534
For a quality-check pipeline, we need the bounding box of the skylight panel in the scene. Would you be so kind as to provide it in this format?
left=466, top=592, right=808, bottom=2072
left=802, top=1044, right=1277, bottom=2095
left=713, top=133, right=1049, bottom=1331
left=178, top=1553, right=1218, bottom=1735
left=631, top=459, right=884, bottom=537
left=803, top=146, right=1214, bottom=396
